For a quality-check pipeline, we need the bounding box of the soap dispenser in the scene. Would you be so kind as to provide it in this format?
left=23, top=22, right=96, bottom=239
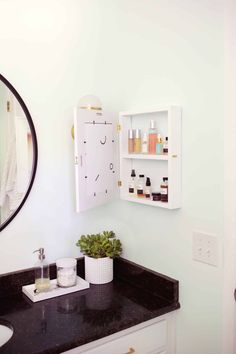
left=33, top=248, right=50, bottom=292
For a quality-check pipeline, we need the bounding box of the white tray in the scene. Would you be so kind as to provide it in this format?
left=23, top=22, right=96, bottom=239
left=22, top=276, right=90, bottom=302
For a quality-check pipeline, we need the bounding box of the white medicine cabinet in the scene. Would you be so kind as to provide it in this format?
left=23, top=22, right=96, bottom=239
left=74, top=105, right=181, bottom=212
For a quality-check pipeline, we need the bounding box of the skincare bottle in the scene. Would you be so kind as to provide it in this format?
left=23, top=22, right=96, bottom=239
left=148, top=120, right=157, bottom=154
left=128, top=129, right=134, bottom=154
left=137, top=174, right=145, bottom=197
left=160, top=177, right=168, bottom=202
left=134, top=129, right=142, bottom=153
left=156, top=134, right=163, bottom=155
left=141, top=133, right=148, bottom=154
left=145, top=177, right=151, bottom=198
left=33, top=248, right=50, bottom=292
left=163, top=137, right=168, bottom=154
left=129, top=169, right=136, bottom=195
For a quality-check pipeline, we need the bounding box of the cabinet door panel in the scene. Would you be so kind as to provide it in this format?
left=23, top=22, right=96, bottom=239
left=80, top=320, right=167, bottom=354
left=74, top=108, right=117, bottom=212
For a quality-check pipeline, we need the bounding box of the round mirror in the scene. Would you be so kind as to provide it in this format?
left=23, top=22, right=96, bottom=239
left=0, top=74, right=38, bottom=231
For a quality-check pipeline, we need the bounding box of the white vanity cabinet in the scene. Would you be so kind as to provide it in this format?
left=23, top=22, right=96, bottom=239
left=62, top=313, right=176, bottom=354
left=74, top=106, right=181, bottom=212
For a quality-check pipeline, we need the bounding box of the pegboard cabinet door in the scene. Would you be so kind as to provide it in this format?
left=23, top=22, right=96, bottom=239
left=74, top=108, right=117, bottom=212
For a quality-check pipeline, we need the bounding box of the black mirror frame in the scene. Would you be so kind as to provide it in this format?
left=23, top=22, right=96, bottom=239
left=0, top=73, right=38, bottom=232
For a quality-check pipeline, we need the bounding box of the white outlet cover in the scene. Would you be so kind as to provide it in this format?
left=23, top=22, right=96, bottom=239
left=192, top=231, right=218, bottom=266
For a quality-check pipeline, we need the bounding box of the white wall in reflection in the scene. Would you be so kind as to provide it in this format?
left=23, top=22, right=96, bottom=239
left=0, top=83, right=32, bottom=224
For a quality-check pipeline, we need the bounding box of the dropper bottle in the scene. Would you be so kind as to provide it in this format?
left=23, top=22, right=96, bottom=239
left=145, top=177, right=151, bottom=198
left=33, top=248, right=50, bottom=292
left=129, top=169, right=136, bottom=196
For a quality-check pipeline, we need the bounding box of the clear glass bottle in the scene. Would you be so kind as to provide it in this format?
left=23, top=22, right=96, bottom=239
left=145, top=177, right=151, bottom=198
left=160, top=177, right=168, bottom=202
left=148, top=120, right=157, bottom=154
left=129, top=169, right=136, bottom=195
left=141, top=133, right=148, bottom=154
left=128, top=129, right=134, bottom=154
left=137, top=174, right=145, bottom=197
left=33, top=248, right=50, bottom=292
left=134, top=129, right=141, bottom=153
left=163, top=137, right=168, bottom=154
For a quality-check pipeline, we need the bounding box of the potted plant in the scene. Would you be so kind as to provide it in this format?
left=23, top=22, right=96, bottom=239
left=76, top=231, right=122, bottom=284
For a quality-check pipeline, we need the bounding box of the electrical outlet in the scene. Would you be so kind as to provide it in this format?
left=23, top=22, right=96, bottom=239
left=192, top=231, right=218, bottom=266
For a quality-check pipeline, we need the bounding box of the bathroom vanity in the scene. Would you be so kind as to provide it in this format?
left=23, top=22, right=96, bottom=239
left=64, top=314, right=174, bottom=354
left=0, top=258, right=179, bottom=354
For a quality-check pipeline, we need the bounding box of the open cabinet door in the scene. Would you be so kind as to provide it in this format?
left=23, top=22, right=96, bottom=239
left=74, top=108, right=117, bottom=212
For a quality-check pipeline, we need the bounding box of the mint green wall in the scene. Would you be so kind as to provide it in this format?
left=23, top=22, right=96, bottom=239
left=0, top=1, right=223, bottom=354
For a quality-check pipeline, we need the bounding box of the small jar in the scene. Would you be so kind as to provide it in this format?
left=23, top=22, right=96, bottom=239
left=56, top=258, right=77, bottom=288
left=152, top=192, right=161, bottom=201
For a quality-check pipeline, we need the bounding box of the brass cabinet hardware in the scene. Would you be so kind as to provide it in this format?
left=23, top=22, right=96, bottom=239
left=75, top=156, right=79, bottom=165
left=80, top=105, right=102, bottom=111
left=124, top=348, right=135, bottom=354
left=172, top=154, right=178, bottom=158
left=71, top=125, right=75, bottom=140
left=7, top=100, right=10, bottom=112
left=118, top=180, right=122, bottom=187
left=117, top=124, right=121, bottom=131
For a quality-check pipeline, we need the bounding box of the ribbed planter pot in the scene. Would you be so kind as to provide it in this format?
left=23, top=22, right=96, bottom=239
left=84, top=256, right=113, bottom=284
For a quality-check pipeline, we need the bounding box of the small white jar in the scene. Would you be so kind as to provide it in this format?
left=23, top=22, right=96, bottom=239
left=56, top=258, right=77, bottom=288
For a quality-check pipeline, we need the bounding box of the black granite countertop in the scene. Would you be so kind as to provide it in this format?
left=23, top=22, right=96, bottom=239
left=0, top=258, right=180, bottom=354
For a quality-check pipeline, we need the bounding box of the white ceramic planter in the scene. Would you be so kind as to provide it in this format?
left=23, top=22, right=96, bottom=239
left=84, top=256, right=113, bottom=284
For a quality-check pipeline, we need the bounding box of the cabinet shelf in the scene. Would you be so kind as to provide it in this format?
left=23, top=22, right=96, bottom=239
left=122, top=195, right=170, bottom=208
left=121, top=154, right=168, bottom=161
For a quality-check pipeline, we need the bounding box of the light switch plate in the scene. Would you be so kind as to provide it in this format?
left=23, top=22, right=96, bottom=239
left=193, top=231, right=218, bottom=266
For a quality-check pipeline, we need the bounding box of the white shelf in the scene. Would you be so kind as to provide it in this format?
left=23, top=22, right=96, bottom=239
left=122, top=195, right=170, bottom=208
left=120, top=106, right=175, bottom=117
left=119, top=106, right=182, bottom=209
left=121, top=154, right=168, bottom=161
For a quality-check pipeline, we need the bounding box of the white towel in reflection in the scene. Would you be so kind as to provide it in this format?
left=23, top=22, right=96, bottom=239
left=0, top=95, right=27, bottom=216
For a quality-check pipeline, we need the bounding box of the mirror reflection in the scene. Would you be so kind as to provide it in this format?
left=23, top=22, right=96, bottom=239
left=0, top=76, right=37, bottom=229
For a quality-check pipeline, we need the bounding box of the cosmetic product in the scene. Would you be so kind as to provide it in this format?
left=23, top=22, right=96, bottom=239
left=145, top=177, right=151, bottom=198
left=129, top=169, right=136, bottom=195
left=56, top=258, right=77, bottom=288
left=160, top=177, right=168, bottom=202
left=163, top=137, right=168, bottom=154
left=141, top=133, right=148, bottom=154
left=148, top=120, right=157, bottom=154
left=33, top=248, right=50, bottom=292
left=134, top=129, right=142, bottom=153
left=156, top=134, right=163, bottom=154
left=152, top=192, right=161, bottom=201
left=128, top=129, right=134, bottom=153
left=137, top=174, right=145, bottom=197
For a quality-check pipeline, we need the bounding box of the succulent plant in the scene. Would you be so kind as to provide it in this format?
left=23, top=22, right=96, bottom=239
left=76, top=231, right=122, bottom=259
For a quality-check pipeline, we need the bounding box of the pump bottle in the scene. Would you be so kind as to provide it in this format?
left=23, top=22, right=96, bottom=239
left=33, top=248, right=50, bottom=292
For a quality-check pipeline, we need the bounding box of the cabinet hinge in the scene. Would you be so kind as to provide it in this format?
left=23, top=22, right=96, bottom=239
left=117, top=124, right=121, bottom=132
left=7, top=101, right=10, bottom=112
left=118, top=180, right=122, bottom=187
left=75, top=156, right=79, bottom=165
